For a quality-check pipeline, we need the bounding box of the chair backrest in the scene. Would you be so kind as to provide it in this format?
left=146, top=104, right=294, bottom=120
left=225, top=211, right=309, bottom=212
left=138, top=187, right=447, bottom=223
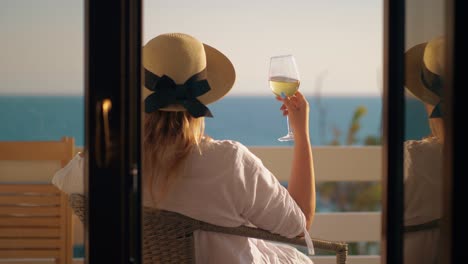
left=0, top=137, right=75, bottom=264
left=68, top=193, right=348, bottom=264
left=69, top=193, right=197, bottom=264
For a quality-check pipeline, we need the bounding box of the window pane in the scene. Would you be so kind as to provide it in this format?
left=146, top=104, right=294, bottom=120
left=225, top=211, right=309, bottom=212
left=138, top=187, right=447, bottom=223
left=143, top=0, right=382, bottom=259
left=404, top=0, right=445, bottom=262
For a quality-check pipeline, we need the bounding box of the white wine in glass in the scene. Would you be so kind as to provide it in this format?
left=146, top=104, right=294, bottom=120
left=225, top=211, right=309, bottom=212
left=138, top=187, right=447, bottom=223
left=269, top=55, right=300, bottom=142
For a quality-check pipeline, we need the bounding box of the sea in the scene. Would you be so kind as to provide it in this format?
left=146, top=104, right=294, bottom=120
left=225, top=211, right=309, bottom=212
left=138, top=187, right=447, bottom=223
left=0, top=95, right=429, bottom=146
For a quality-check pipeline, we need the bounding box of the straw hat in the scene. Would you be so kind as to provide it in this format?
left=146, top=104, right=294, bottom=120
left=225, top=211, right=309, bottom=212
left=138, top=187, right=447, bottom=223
left=143, top=33, right=235, bottom=117
left=405, top=36, right=445, bottom=107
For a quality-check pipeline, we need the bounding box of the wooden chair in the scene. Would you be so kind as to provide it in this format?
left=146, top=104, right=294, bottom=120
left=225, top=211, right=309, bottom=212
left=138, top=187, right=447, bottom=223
left=69, top=193, right=348, bottom=264
left=0, top=137, right=75, bottom=264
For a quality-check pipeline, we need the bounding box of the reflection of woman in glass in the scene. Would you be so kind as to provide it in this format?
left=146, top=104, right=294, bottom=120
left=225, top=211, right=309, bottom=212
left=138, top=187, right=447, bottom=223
left=403, top=36, right=445, bottom=264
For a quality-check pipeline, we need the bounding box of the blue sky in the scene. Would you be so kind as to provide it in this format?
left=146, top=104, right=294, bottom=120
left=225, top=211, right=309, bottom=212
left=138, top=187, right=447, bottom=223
left=0, top=0, right=383, bottom=96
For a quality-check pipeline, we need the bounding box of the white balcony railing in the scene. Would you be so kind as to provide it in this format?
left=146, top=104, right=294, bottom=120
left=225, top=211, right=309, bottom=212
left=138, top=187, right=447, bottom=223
left=9, top=146, right=381, bottom=264
left=249, top=146, right=382, bottom=264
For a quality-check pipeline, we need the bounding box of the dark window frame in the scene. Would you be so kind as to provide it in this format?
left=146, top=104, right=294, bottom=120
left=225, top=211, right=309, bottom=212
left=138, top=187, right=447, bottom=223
left=84, top=1, right=142, bottom=263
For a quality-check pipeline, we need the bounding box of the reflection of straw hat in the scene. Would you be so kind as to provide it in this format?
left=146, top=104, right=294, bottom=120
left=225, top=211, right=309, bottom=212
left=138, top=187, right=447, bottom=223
left=143, top=33, right=235, bottom=117
left=405, top=36, right=445, bottom=110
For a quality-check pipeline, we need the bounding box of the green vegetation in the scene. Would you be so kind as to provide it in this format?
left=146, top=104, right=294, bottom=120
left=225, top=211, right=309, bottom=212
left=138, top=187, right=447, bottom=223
left=311, top=74, right=383, bottom=254
left=329, top=105, right=381, bottom=146
left=317, top=105, right=382, bottom=255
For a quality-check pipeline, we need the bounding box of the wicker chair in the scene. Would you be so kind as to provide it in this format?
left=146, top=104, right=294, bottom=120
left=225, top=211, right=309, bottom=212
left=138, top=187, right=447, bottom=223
left=69, top=193, right=348, bottom=264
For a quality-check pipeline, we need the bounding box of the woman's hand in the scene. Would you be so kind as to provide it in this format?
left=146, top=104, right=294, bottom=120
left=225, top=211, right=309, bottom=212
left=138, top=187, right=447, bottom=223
left=276, top=91, right=310, bottom=140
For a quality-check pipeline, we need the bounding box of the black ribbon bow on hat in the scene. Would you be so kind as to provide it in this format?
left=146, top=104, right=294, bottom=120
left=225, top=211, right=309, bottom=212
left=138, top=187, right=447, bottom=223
left=421, top=63, right=444, bottom=118
left=144, top=69, right=213, bottom=118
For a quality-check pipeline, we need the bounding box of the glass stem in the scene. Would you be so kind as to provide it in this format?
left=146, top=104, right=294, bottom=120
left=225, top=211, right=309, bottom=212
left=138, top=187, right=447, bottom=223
left=286, top=116, right=293, bottom=135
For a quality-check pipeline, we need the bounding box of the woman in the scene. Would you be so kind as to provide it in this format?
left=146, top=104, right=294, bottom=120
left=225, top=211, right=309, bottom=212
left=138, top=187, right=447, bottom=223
left=53, top=32, right=316, bottom=263
left=403, top=35, right=445, bottom=264
left=142, top=33, right=315, bottom=263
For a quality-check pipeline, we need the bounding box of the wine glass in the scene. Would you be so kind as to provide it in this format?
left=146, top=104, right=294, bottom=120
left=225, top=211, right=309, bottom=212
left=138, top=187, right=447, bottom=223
left=269, top=54, right=300, bottom=142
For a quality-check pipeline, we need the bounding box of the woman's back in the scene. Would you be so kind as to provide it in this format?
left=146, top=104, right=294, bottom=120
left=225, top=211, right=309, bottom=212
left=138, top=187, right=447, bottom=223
left=403, top=137, right=442, bottom=264
left=144, top=139, right=311, bottom=263
left=404, top=137, right=443, bottom=226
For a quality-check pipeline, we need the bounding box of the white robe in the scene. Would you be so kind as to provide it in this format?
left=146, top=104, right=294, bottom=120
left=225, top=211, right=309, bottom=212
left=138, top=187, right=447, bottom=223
left=52, top=139, right=314, bottom=263
left=404, top=137, right=442, bottom=264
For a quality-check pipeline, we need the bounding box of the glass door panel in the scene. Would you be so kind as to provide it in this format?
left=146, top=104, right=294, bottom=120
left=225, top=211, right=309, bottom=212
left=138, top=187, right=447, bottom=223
left=403, top=0, right=446, bottom=263
left=0, top=1, right=85, bottom=262
left=143, top=0, right=383, bottom=262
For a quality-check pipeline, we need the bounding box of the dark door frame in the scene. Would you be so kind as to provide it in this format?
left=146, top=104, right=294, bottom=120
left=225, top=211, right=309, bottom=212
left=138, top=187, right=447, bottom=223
left=382, top=0, right=405, bottom=262
left=85, top=1, right=142, bottom=263
left=441, top=0, right=467, bottom=262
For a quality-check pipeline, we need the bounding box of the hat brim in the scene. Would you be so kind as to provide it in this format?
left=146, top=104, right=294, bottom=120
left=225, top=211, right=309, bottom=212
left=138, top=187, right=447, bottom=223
left=157, top=43, right=236, bottom=112
left=405, top=43, right=439, bottom=105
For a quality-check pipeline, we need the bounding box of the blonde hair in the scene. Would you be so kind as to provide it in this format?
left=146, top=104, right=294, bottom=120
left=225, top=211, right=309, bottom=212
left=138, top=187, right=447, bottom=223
left=143, top=111, right=205, bottom=205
